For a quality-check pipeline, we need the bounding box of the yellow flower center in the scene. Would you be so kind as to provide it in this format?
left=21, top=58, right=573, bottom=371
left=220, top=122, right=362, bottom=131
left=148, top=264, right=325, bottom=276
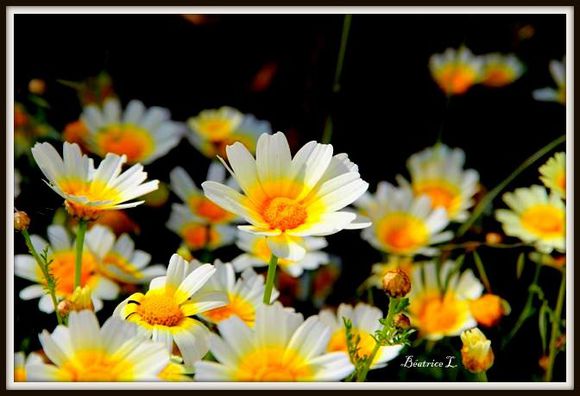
left=520, top=204, right=565, bottom=238
left=190, top=196, right=232, bottom=223
left=236, top=346, right=313, bottom=381
left=14, top=367, right=26, bottom=382
left=101, top=252, right=141, bottom=280
left=41, top=251, right=97, bottom=296
left=411, top=293, right=469, bottom=336
left=414, top=180, right=461, bottom=216
left=196, top=119, right=236, bottom=141
left=328, top=328, right=376, bottom=361
left=136, top=292, right=184, bottom=327
left=60, top=349, right=134, bottom=381
left=262, top=197, right=308, bottom=231
left=436, top=64, right=478, bottom=95
left=95, top=124, right=155, bottom=163
left=557, top=171, right=566, bottom=192
left=469, top=294, right=504, bottom=327
left=378, top=213, right=429, bottom=254
left=203, top=294, right=255, bottom=325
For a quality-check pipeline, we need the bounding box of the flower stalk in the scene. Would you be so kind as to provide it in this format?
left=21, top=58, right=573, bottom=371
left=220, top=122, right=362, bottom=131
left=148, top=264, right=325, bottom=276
left=545, top=269, right=566, bottom=381
left=74, top=219, right=88, bottom=289
left=262, top=254, right=279, bottom=304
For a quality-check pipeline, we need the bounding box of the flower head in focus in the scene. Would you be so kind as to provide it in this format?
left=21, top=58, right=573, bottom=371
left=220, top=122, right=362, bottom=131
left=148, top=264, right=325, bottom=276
left=460, top=327, right=494, bottom=373
left=480, top=53, right=525, bottom=87
left=429, top=47, right=483, bottom=95
left=539, top=152, right=566, bottom=199
left=202, top=132, right=370, bottom=261
left=533, top=57, right=566, bottom=104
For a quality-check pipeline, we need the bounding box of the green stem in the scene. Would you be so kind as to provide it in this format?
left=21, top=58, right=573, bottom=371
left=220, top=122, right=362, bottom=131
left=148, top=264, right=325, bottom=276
left=74, top=219, right=88, bottom=290
left=475, top=371, right=488, bottom=382
left=457, top=135, right=566, bottom=237
left=262, top=254, right=278, bottom=304
left=545, top=270, right=566, bottom=381
left=21, top=230, right=62, bottom=324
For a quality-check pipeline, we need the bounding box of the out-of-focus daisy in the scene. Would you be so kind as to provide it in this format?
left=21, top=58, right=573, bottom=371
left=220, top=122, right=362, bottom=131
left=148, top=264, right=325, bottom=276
left=85, top=225, right=166, bottom=284
left=194, top=302, right=354, bottom=381
left=15, top=225, right=120, bottom=313
left=14, top=102, right=57, bottom=158
left=319, top=303, right=403, bottom=370
left=31, top=142, right=159, bottom=220
left=469, top=294, right=508, bottom=328
left=356, top=182, right=452, bottom=257
left=495, top=185, right=565, bottom=253
left=533, top=57, right=566, bottom=104
left=480, top=53, right=525, bottom=87
left=113, top=254, right=227, bottom=368
left=539, top=152, right=566, bottom=199
left=186, top=106, right=271, bottom=158
left=158, top=356, right=193, bottom=381
left=367, top=256, right=414, bottom=289
left=202, top=132, right=370, bottom=261
left=15, top=351, right=43, bottom=382
left=25, top=310, right=172, bottom=381
left=81, top=98, right=183, bottom=164
left=429, top=47, right=483, bottom=96
left=63, top=119, right=89, bottom=151
left=408, top=261, right=484, bottom=340
left=170, top=163, right=239, bottom=225
left=167, top=204, right=236, bottom=251
left=91, top=210, right=141, bottom=235
left=398, top=143, right=480, bottom=222
left=233, top=232, right=329, bottom=277
left=191, top=260, right=277, bottom=326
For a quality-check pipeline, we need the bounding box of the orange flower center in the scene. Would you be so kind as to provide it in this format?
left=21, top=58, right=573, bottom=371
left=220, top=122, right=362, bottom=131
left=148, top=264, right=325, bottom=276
left=412, top=293, right=469, bottom=336
left=46, top=251, right=97, bottom=296
left=437, top=65, right=478, bottom=95
left=521, top=204, right=565, bottom=238
left=262, top=197, right=307, bottom=231
left=483, top=67, right=514, bottom=87
left=378, top=213, right=428, bottom=254
left=557, top=171, right=566, bottom=192
left=95, top=124, right=154, bottom=163
left=203, top=294, right=255, bottom=325
left=136, top=292, right=184, bottom=327
left=469, top=294, right=504, bottom=327
left=181, top=224, right=218, bottom=250
left=414, top=181, right=461, bottom=216
left=191, top=197, right=232, bottom=223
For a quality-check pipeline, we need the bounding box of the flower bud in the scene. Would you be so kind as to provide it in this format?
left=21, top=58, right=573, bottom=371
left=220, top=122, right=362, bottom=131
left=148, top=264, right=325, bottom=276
left=28, top=79, right=46, bottom=95
left=14, top=210, right=30, bottom=231
left=393, top=313, right=411, bottom=330
left=382, top=269, right=411, bottom=298
left=485, top=232, right=502, bottom=245
left=460, top=328, right=494, bottom=373
left=56, top=299, right=73, bottom=317
left=70, top=286, right=94, bottom=312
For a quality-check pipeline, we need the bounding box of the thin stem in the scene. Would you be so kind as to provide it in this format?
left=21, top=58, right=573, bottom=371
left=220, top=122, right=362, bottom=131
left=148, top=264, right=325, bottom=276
left=74, top=219, right=88, bottom=290
left=262, top=254, right=278, bottom=304
left=545, top=270, right=566, bottom=381
left=457, top=135, right=566, bottom=237
left=475, top=371, right=488, bottom=382
left=21, top=229, right=62, bottom=324
left=439, top=240, right=534, bottom=252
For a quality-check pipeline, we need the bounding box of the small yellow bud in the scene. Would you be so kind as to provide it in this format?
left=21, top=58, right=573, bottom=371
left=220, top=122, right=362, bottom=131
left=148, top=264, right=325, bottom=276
left=460, top=328, right=494, bottom=373
left=393, top=313, right=411, bottom=330
left=539, top=355, right=550, bottom=371
left=28, top=79, right=46, bottom=95
left=70, top=286, right=94, bottom=312
left=485, top=232, right=502, bottom=245
left=382, top=269, right=411, bottom=298
left=14, top=210, right=30, bottom=231
left=56, top=299, right=73, bottom=317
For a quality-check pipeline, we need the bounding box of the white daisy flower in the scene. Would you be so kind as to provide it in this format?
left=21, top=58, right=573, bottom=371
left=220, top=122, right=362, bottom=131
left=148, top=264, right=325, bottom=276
left=533, top=57, right=566, bottom=104
left=202, top=131, right=370, bottom=261
left=81, top=98, right=183, bottom=164
left=194, top=302, right=354, bottom=381
left=319, top=303, right=403, bottom=370
left=113, top=254, right=227, bottom=368
left=480, top=53, right=525, bottom=87
left=233, top=231, right=330, bottom=277
left=397, top=143, right=480, bottom=222
left=356, top=182, right=452, bottom=257
left=15, top=224, right=121, bottom=313
left=14, top=351, right=43, bottom=382
left=539, top=152, right=566, bottom=199
left=31, top=141, right=159, bottom=219
left=495, top=185, right=565, bottom=253
left=25, top=310, right=173, bottom=381
left=429, top=46, right=484, bottom=95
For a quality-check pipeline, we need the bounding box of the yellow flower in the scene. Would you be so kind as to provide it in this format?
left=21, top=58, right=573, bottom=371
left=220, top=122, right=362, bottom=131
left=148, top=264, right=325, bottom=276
left=533, top=57, right=566, bottom=104
left=398, top=143, right=480, bottom=221
left=429, top=47, right=483, bottom=95
left=408, top=261, right=484, bottom=340
left=25, top=310, right=172, bottom=381
left=194, top=302, right=354, bottom=381
left=480, top=53, right=525, bottom=87
left=14, top=351, right=43, bottom=382
left=186, top=106, right=271, bottom=158
left=460, top=327, right=494, bottom=373
left=319, top=303, right=403, bottom=370
left=114, top=254, right=227, bottom=368
left=539, top=152, right=566, bottom=198
left=31, top=141, right=159, bottom=220
left=81, top=98, right=183, bottom=164
left=357, top=182, right=452, bottom=256
left=496, top=185, right=565, bottom=253
left=202, top=132, right=370, bottom=260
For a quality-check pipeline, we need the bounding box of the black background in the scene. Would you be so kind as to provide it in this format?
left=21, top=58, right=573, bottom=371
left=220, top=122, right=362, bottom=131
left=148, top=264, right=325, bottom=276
left=14, top=14, right=566, bottom=382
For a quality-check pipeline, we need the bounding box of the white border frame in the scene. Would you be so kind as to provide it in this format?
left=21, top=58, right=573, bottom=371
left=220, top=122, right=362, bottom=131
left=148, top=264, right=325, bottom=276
left=6, top=5, right=574, bottom=390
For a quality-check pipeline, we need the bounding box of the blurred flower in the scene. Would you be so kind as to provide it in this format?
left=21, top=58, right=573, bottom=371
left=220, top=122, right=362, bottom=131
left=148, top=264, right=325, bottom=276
left=460, top=327, right=494, bottom=373
left=233, top=232, right=329, bottom=277
left=202, top=132, right=370, bottom=261
left=60, top=71, right=116, bottom=106
left=25, top=310, right=173, bottom=381
left=311, top=259, right=342, bottom=308
left=85, top=224, right=166, bottom=284
left=485, top=232, right=503, bottom=245
left=80, top=98, right=183, bottom=164
left=383, top=268, right=412, bottom=298
left=469, top=293, right=507, bottom=328
left=480, top=53, right=525, bottom=87
left=28, top=79, right=47, bottom=95
left=15, top=224, right=122, bottom=312
left=539, top=152, right=566, bottom=199
left=167, top=204, right=236, bottom=251
left=408, top=261, right=484, bottom=340
left=194, top=302, right=354, bottom=381
left=63, top=119, right=90, bottom=151
left=91, top=209, right=140, bottom=235
left=398, top=143, right=480, bottom=222
left=251, top=62, right=278, bottom=92
left=495, top=185, right=565, bottom=253
left=143, top=181, right=170, bottom=208
left=113, top=254, right=226, bottom=368
left=357, top=182, right=452, bottom=256
left=186, top=106, right=272, bottom=159
left=192, top=260, right=278, bottom=326
left=369, top=256, right=414, bottom=289
left=14, top=102, right=56, bottom=158
left=533, top=57, right=566, bottom=104
left=31, top=142, right=159, bottom=220
left=429, top=47, right=483, bottom=95
left=158, top=356, right=192, bottom=381
left=319, top=303, right=403, bottom=370
left=15, top=351, right=43, bottom=381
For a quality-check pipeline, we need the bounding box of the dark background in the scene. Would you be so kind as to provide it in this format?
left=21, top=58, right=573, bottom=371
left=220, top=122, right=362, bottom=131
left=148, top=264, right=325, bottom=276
left=14, top=14, right=566, bottom=382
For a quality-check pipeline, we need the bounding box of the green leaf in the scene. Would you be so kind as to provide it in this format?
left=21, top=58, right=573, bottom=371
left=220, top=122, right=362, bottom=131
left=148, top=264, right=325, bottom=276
left=443, top=254, right=465, bottom=293
left=516, top=252, right=526, bottom=279
left=473, top=251, right=491, bottom=292
left=539, top=302, right=549, bottom=353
